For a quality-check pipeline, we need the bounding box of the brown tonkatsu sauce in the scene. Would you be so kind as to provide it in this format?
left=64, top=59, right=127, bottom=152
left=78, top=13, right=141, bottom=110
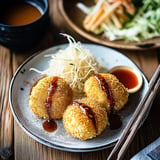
left=108, top=113, right=122, bottom=130
left=94, top=74, right=115, bottom=112
left=112, top=69, right=138, bottom=90
left=71, top=101, right=98, bottom=133
left=94, top=74, right=122, bottom=130
left=42, top=77, right=58, bottom=132
left=42, top=119, right=57, bottom=132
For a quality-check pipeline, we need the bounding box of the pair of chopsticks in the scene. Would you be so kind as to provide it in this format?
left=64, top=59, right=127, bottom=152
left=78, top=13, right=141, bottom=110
left=107, top=64, right=160, bottom=160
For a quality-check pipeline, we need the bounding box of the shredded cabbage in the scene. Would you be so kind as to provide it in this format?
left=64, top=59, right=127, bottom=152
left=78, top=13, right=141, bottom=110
left=103, top=0, right=160, bottom=42
left=31, top=34, right=102, bottom=98
left=78, top=0, right=160, bottom=42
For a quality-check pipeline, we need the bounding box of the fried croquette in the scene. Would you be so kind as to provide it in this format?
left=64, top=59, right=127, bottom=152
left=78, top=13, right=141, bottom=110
left=29, top=76, right=73, bottom=119
left=84, top=73, right=129, bottom=113
left=63, top=97, right=108, bottom=140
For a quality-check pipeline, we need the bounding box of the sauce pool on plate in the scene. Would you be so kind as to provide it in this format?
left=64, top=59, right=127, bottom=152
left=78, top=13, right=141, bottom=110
left=42, top=119, right=57, bottom=133
left=0, top=2, right=42, bottom=26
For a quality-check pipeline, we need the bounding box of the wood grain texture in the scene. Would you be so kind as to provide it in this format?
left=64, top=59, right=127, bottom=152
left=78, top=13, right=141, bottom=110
left=0, top=46, right=13, bottom=159
left=120, top=49, right=159, bottom=80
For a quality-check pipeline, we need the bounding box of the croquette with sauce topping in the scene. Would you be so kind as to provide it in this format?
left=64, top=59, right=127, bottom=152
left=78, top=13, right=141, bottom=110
left=84, top=73, right=129, bottom=113
left=63, top=97, right=108, bottom=140
left=29, top=76, right=73, bottom=119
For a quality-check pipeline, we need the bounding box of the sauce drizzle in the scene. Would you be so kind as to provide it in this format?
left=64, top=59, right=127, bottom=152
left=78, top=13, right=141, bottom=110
left=94, top=74, right=122, bottom=130
left=42, top=77, right=58, bottom=132
left=71, top=101, right=98, bottom=133
left=94, top=74, right=115, bottom=113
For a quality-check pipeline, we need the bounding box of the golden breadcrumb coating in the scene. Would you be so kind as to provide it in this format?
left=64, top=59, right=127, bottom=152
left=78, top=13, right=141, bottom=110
left=29, top=76, right=73, bottom=119
left=84, top=73, right=129, bottom=113
left=63, top=97, right=108, bottom=140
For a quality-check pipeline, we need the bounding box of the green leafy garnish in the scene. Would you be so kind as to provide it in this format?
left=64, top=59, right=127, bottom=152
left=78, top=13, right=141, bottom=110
left=103, top=0, right=160, bottom=42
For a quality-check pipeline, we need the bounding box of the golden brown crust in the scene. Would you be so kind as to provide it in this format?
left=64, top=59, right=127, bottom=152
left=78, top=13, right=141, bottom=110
left=29, top=76, right=73, bottom=119
left=63, top=97, right=108, bottom=140
left=84, top=73, right=129, bottom=112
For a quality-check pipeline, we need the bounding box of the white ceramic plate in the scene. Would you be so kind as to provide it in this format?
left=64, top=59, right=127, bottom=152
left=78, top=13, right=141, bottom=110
left=9, top=44, right=148, bottom=152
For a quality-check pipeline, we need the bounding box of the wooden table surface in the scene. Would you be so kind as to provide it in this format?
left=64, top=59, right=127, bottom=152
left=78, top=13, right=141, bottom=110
left=0, top=0, right=160, bottom=160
